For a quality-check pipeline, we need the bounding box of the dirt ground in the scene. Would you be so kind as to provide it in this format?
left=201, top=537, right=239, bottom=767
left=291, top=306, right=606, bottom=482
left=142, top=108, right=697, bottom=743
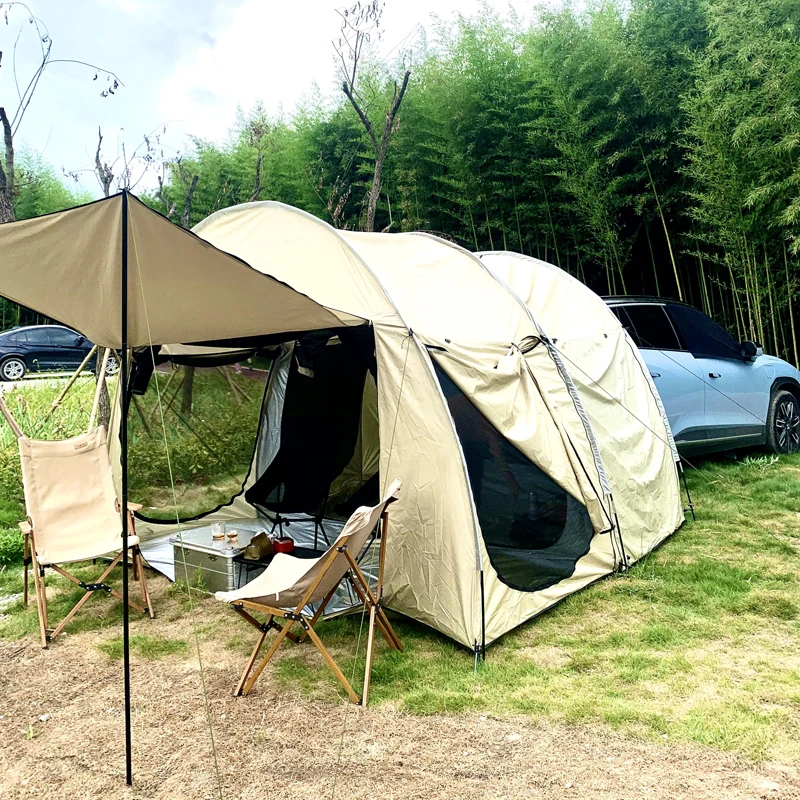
left=1, top=578, right=798, bottom=800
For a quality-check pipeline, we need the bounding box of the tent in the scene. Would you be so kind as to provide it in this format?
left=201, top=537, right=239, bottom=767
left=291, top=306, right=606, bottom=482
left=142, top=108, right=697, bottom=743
left=136, top=201, right=684, bottom=652
left=0, top=192, right=364, bottom=782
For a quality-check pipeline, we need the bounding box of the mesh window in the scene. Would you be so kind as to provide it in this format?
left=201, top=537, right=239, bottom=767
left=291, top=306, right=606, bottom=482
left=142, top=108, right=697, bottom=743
left=434, top=363, right=596, bottom=593
left=129, top=360, right=268, bottom=521
left=245, top=329, right=379, bottom=520
left=667, top=304, right=742, bottom=359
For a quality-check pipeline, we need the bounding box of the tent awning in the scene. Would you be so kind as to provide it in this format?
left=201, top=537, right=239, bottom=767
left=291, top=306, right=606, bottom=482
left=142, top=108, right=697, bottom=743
left=0, top=192, right=363, bottom=348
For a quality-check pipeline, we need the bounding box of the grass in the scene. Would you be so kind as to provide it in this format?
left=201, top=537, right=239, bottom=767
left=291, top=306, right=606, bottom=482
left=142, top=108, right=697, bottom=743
left=0, top=375, right=798, bottom=762
left=97, top=634, right=188, bottom=661
left=0, top=368, right=265, bottom=559
left=261, top=451, right=800, bottom=762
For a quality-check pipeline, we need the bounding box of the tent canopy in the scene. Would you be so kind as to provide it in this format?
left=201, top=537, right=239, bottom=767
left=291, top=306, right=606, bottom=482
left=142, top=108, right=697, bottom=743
left=0, top=192, right=362, bottom=348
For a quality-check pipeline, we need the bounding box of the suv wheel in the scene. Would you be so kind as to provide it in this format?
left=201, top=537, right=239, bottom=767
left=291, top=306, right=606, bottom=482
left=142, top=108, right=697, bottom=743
left=766, top=390, right=800, bottom=455
left=0, top=357, right=26, bottom=381
left=105, top=355, right=120, bottom=376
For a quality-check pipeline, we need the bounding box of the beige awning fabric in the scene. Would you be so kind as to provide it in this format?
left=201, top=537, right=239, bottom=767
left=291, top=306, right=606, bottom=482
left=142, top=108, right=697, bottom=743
left=0, top=193, right=362, bottom=348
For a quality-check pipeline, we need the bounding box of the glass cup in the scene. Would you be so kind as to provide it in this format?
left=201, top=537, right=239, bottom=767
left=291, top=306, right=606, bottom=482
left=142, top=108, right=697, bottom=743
left=211, top=522, right=226, bottom=541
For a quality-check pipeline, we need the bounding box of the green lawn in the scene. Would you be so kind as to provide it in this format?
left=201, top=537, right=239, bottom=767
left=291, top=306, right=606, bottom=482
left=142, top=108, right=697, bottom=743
left=242, top=451, right=800, bottom=762
left=0, top=376, right=798, bottom=762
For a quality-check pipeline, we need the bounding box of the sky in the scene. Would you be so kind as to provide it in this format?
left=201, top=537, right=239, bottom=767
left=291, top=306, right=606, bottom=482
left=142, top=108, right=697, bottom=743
left=1, top=0, right=521, bottom=197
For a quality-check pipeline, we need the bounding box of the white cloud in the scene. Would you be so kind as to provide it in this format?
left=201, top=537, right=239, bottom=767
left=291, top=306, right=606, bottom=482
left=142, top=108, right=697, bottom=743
left=158, top=0, right=520, bottom=144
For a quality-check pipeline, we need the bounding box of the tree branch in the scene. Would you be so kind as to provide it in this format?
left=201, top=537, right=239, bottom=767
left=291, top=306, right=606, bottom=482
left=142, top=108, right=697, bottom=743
left=181, top=175, right=198, bottom=229
left=156, top=174, right=177, bottom=220
left=342, top=81, right=378, bottom=151
left=248, top=152, right=263, bottom=202
left=387, top=70, right=412, bottom=129
left=94, top=127, right=114, bottom=197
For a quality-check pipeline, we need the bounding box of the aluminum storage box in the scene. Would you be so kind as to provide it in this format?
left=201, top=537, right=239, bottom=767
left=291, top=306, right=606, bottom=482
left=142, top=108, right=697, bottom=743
left=169, top=523, right=268, bottom=594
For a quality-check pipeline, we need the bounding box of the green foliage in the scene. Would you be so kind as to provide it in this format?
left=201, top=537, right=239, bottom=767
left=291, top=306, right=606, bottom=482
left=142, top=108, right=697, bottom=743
left=12, top=150, right=92, bottom=221
left=7, top=0, right=799, bottom=363
left=272, top=451, right=800, bottom=762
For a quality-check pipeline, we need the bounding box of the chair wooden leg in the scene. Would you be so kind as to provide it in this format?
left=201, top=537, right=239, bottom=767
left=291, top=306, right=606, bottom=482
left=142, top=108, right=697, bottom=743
left=297, top=584, right=338, bottom=644
left=47, top=586, right=95, bottom=641
left=303, top=621, right=361, bottom=704
left=22, top=536, right=29, bottom=609
left=362, top=603, right=378, bottom=707
left=348, top=574, right=401, bottom=651
left=375, top=607, right=403, bottom=652
left=235, top=628, right=269, bottom=697
left=135, top=548, right=155, bottom=619
left=30, top=551, right=48, bottom=650
left=240, top=618, right=295, bottom=697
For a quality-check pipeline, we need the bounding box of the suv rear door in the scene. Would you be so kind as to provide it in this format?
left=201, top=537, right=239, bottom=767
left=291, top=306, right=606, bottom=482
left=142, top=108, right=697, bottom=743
left=46, top=326, right=84, bottom=371
left=611, top=302, right=707, bottom=448
left=666, top=304, right=767, bottom=447
left=17, top=327, right=56, bottom=371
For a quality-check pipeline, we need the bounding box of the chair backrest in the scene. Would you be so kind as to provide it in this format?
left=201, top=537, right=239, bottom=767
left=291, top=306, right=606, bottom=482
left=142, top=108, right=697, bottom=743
left=19, top=426, right=124, bottom=565
left=286, top=478, right=401, bottom=607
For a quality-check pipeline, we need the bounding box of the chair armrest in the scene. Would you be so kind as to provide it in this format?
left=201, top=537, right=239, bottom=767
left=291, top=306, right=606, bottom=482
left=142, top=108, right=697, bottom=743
left=115, top=500, right=143, bottom=513
left=19, top=520, right=32, bottom=535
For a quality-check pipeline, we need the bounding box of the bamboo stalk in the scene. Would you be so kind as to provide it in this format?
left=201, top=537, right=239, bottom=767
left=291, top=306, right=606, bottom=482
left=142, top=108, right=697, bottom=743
left=645, top=223, right=660, bottom=296
left=728, top=262, right=744, bottom=342
left=784, top=243, right=799, bottom=367
left=764, top=247, right=779, bottom=356
left=642, top=150, right=682, bottom=301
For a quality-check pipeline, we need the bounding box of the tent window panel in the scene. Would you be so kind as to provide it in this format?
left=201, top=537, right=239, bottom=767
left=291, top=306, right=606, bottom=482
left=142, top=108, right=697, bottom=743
left=434, top=363, right=595, bottom=593
left=130, top=362, right=267, bottom=521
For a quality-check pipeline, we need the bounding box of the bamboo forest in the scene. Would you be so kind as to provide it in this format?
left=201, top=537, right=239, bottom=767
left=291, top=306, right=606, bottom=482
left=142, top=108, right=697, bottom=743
left=5, top=0, right=800, bottom=364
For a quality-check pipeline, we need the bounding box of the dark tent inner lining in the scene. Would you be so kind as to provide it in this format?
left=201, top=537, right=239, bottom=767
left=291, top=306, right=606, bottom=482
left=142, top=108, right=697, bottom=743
left=434, top=363, right=596, bottom=593
left=245, top=327, right=380, bottom=524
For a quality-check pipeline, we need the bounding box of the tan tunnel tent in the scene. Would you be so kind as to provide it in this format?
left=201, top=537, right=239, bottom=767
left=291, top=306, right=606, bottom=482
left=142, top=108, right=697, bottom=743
left=131, top=201, right=685, bottom=652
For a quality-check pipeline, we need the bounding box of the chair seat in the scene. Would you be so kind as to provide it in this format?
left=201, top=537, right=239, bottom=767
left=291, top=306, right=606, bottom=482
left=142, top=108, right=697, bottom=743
left=216, top=552, right=322, bottom=608
left=37, top=535, right=140, bottom=566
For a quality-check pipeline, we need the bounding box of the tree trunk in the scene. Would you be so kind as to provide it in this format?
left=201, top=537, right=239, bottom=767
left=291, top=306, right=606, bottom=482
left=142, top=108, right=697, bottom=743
left=95, top=349, right=112, bottom=431
left=365, top=140, right=388, bottom=232
left=0, top=102, right=15, bottom=223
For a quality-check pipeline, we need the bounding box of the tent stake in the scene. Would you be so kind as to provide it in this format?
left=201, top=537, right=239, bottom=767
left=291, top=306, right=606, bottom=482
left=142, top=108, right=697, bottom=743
left=120, top=191, right=133, bottom=787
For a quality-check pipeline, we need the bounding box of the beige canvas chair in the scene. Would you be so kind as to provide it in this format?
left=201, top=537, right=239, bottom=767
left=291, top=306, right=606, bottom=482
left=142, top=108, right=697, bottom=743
left=217, top=479, right=402, bottom=704
left=13, top=422, right=154, bottom=648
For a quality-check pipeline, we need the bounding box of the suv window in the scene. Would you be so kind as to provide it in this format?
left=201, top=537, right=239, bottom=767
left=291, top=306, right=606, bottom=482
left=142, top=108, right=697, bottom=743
left=47, top=327, right=79, bottom=347
left=614, top=304, right=682, bottom=351
left=18, top=328, right=51, bottom=345
left=667, top=304, right=742, bottom=360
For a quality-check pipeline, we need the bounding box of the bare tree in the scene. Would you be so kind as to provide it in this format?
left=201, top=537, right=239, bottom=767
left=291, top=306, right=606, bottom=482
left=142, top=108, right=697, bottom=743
left=334, top=1, right=410, bottom=232
left=0, top=3, right=121, bottom=222
left=83, top=127, right=194, bottom=428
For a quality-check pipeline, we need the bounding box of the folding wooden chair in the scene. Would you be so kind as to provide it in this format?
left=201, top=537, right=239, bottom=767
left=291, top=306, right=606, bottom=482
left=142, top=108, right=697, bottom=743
left=217, top=479, right=402, bottom=705
left=9, top=416, right=155, bottom=648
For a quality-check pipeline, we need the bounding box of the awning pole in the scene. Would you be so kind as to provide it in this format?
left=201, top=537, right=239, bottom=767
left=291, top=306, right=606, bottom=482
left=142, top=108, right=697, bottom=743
left=120, top=190, right=133, bottom=786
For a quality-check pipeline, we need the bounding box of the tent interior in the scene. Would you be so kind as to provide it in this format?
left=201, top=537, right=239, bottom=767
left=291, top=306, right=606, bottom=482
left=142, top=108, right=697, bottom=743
left=131, top=327, right=383, bottom=616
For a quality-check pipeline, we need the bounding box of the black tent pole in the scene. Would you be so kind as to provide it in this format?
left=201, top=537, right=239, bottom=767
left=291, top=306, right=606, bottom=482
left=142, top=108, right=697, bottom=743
left=120, top=190, right=133, bottom=786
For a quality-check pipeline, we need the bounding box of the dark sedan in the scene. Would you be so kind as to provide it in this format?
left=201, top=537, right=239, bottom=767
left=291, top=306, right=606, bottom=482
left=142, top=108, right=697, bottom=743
left=0, top=324, right=118, bottom=381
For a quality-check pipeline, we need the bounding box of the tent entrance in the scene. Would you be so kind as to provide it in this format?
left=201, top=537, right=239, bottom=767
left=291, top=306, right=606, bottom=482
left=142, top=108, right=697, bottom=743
left=434, top=364, right=595, bottom=593
left=245, top=327, right=380, bottom=535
